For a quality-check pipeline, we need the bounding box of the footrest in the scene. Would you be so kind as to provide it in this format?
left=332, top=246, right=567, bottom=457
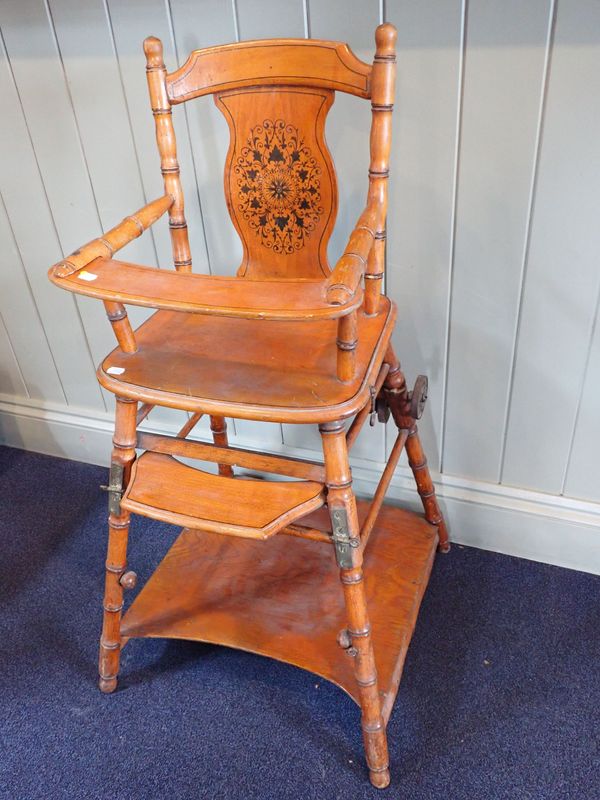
left=120, top=501, right=439, bottom=716
left=121, top=451, right=325, bottom=539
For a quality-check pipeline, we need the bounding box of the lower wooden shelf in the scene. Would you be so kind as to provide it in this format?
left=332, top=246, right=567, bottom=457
left=121, top=500, right=438, bottom=723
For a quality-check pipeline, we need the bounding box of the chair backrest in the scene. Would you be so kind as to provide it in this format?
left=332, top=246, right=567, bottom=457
left=144, top=27, right=396, bottom=281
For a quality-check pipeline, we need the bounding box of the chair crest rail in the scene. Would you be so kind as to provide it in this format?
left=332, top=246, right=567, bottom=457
left=163, top=38, right=372, bottom=103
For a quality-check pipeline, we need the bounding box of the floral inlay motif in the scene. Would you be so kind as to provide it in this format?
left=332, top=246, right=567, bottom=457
left=234, top=119, right=323, bottom=255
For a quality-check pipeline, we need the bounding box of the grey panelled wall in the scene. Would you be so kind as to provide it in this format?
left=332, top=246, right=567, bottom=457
left=0, top=1, right=599, bottom=572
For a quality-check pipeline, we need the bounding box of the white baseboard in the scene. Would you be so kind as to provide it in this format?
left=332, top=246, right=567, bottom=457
left=1, top=394, right=599, bottom=575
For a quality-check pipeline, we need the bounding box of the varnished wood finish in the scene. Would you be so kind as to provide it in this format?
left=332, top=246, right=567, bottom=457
left=405, top=429, right=451, bottom=553
left=46, top=23, right=453, bottom=790
left=209, top=415, right=234, bottom=478
left=98, top=303, right=395, bottom=424
left=364, top=25, right=397, bottom=316
left=120, top=502, right=437, bottom=716
left=383, top=342, right=450, bottom=552
left=49, top=194, right=172, bottom=279
left=121, top=451, right=325, bottom=539
left=360, top=430, right=408, bottom=549
left=217, top=87, right=337, bottom=279
left=144, top=37, right=192, bottom=272
left=336, top=310, right=358, bottom=382
left=345, top=363, right=390, bottom=449
left=320, top=421, right=389, bottom=787
left=136, top=403, right=154, bottom=426
left=103, top=301, right=137, bottom=354
left=325, top=205, right=378, bottom=305
left=98, top=396, right=137, bottom=693
left=166, top=39, right=371, bottom=103
left=136, top=431, right=325, bottom=482
left=51, top=258, right=363, bottom=320
left=176, top=412, right=203, bottom=438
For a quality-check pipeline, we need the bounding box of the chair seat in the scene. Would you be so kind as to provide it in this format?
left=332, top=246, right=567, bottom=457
left=98, top=298, right=396, bottom=423
left=121, top=452, right=325, bottom=539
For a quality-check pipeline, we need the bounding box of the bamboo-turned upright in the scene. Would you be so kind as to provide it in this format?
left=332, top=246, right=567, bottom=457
left=98, top=397, right=138, bottom=693
left=144, top=37, right=192, bottom=272
left=365, top=23, right=397, bottom=316
left=320, top=420, right=390, bottom=788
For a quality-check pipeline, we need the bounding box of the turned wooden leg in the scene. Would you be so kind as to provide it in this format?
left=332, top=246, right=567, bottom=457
left=336, top=311, right=358, bottom=383
left=210, top=415, right=234, bottom=478
left=383, top=343, right=450, bottom=553
left=98, top=397, right=137, bottom=693
left=320, top=421, right=390, bottom=789
left=405, top=427, right=450, bottom=553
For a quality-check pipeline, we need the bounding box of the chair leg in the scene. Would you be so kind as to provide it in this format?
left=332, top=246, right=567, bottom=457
left=383, top=344, right=450, bottom=553
left=320, top=421, right=390, bottom=789
left=210, top=415, right=234, bottom=477
left=98, top=397, right=137, bottom=693
left=405, top=427, right=450, bottom=552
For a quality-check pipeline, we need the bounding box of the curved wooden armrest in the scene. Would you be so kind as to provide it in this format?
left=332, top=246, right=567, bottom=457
left=49, top=195, right=173, bottom=278
left=49, top=257, right=363, bottom=320
left=325, top=204, right=380, bottom=305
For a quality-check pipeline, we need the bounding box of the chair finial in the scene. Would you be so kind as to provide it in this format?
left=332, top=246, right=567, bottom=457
left=375, top=23, right=397, bottom=58
left=144, top=36, right=164, bottom=68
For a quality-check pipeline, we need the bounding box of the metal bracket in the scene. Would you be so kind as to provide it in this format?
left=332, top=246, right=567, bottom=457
left=100, top=462, right=125, bottom=516
left=409, top=374, right=428, bottom=420
left=369, top=386, right=377, bottom=426
left=369, top=385, right=391, bottom=426
left=330, top=507, right=360, bottom=569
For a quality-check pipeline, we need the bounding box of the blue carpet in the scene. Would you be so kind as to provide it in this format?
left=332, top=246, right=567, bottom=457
left=0, top=444, right=598, bottom=800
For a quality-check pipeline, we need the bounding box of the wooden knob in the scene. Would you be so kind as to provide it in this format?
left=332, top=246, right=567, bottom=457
left=375, top=23, right=397, bottom=56
left=337, top=628, right=352, bottom=649
left=119, top=570, right=137, bottom=590
left=143, top=36, right=164, bottom=67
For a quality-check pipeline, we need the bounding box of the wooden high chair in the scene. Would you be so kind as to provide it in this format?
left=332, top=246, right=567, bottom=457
left=48, top=24, right=449, bottom=789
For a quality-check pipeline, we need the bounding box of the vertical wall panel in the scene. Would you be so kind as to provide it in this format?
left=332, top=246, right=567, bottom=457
left=0, top=0, right=112, bottom=376
left=48, top=0, right=157, bottom=267
left=442, top=0, right=552, bottom=482
left=48, top=0, right=158, bottom=337
left=564, top=297, right=600, bottom=502
left=385, top=0, right=463, bottom=472
left=0, top=195, right=65, bottom=402
left=503, top=0, right=600, bottom=493
left=0, top=17, right=103, bottom=409
left=0, top=313, right=28, bottom=398
left=236, top=0, right=305, bottom=38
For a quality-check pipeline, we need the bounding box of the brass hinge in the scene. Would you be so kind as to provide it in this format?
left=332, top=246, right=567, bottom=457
left=330, top=507, right=360, bottom=569
left=100, top=462, right=125, bottom=515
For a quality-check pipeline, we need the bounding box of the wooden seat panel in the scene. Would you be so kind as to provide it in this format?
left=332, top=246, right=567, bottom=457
left=98, top=298, right=396, bottom=422
left=121, top=452, right=324, bottom=539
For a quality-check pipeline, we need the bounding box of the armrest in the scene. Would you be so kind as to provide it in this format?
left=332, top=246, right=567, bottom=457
left=48, top=257, right=363, bottom=321
left=325, top=204, right=379, bottom=305
left=49, top=195, right=173, bottom=278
